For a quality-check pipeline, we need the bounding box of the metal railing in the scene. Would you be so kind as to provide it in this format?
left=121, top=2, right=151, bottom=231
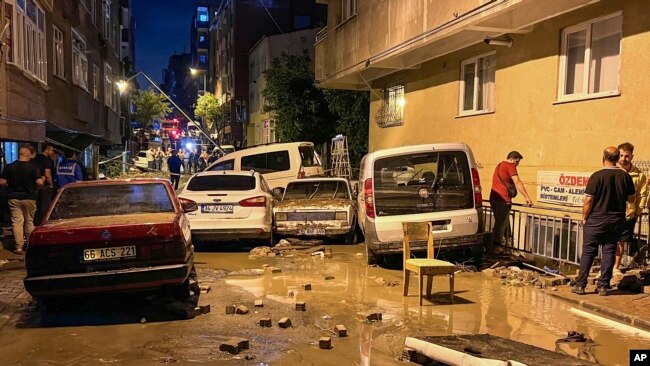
left=483, top=202, right=649, bottom=266
left=315, top=27, right=328, bottom=43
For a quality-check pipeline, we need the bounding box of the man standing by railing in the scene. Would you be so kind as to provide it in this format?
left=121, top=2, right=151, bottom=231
left=489, top=151, right=533, bottom=252
left=573, top=146, right=635, bottom=296
left=614, top=142, right=648, bottom=273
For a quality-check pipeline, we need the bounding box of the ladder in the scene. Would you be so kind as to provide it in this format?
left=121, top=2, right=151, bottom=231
left=330, top=134, right=352, bottom=179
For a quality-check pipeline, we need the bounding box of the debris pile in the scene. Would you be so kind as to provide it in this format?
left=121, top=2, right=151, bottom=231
left=483, top=262, right=569, bottom=288
left=249, top=238, right=332, bottom=258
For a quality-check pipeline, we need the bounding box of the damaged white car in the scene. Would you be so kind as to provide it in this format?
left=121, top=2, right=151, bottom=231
left=273, top=177, right=357, bottom=244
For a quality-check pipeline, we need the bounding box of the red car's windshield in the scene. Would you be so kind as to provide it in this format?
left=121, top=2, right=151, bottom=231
left=49, top=183, right=175, bottom=220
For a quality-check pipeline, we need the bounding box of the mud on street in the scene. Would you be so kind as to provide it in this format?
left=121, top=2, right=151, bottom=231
left=0, top=244, right=648, bottom=365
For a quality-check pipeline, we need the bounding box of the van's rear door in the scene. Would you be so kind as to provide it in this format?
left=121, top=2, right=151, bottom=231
left=298, top=143, right=323, bottom=177
left=371, top=150, right=479, bottom=243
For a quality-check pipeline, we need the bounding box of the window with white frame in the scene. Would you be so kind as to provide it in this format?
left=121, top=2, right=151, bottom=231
left=104, top=63, right=113, bottom=107
left=340, top=0, right=357, bottom=23
left=459, top=52, right=495, bottom=115
left=103, top=0, right=111, bottom=41
left=93, top=63, right=100, bottom=99
left=9, top=0, right=47, bottom=83
left=558, top=13, right=622, bottom=101
left=264, top=120, right=276, bottom=143
left=375, top=84, right=405, bottom=127
left=72, top=29, right=88, bottom=90
left=53, top=25, right=64, bottom=78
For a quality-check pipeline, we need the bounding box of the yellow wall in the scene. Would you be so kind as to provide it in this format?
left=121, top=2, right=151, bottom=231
left=366, top=0, right=650, bottom=205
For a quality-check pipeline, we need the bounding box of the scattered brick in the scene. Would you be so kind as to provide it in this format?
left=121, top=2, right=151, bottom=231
left=358, top=312, right=382, bottom=322
left=200, top=285, right=211, bottom=293
left=259, top=318, right=272, bottom=327
left=334, top=324, right=347, bottom=337
left=278, top=317, right=292, bottom=328
left=319, top=337, right=332, bottom=349
left=302, top=283, right=312, bottom=291
left=219, top=340, right=240, bottom=355
left=200, top=305, right=211, bottom=314
left=254, top=299, right=264, bottom=307
left=543, top=277, right=567, bottom=287
left=225, top=305, right=236, bottom=314
left=236, top=305, right=250, bottom=315
left=234, top=338, right=250, bottom=350
left=295, top=301, right=307, bottom=311
left=267, top=267, right=282, bottom=273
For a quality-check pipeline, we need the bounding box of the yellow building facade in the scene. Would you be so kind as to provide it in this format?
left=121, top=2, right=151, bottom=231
left=315, top=0, right=650, bottom=208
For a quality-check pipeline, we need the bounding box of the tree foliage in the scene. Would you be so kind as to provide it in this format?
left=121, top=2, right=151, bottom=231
left=194, top=92, right=227, bottom=133
left=262, top=53, right=335, bottom=145
left=132, top=89, right=171, bottom=127
left=323, top=89, right=369, bottom=169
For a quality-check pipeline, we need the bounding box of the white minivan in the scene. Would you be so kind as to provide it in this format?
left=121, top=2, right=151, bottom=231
left=207, top=142, right=324, bottom=190
left=357, top=143, right=486, bottom=264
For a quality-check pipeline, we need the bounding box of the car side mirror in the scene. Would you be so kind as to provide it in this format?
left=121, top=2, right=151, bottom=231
left=272, top=187, right=284, bottom=200
left=180, top=199, right=198, bottom=213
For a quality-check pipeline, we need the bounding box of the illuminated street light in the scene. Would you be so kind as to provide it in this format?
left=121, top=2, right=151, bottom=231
left=117, top=80, right=128, bottom=93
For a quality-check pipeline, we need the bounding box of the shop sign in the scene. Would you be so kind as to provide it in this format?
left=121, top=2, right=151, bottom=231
left=537, top=171, right=592, bottom=207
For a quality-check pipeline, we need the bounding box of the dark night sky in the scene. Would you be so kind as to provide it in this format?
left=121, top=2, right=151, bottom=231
left=132, top=0, right=197, bottom=85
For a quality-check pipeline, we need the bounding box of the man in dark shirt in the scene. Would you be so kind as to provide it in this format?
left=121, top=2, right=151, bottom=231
left=167, top=149, right=182, bottom=190
left=0, top=146, right=44, bottom=254
left=573, top=146, right=635, bottom=296
left=31, top=143, right=55, bottom=225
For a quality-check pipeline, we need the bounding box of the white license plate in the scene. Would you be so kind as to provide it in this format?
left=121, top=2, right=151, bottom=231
left=297, top=228, right=326, bottom=236
left=83, top=245, right=136, bottom=262
left=201, top=204, right=234, bottom=213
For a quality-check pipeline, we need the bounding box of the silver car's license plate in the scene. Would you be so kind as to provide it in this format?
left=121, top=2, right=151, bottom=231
left=297, top=228, right=326, bottom=236
left=83, top=245, right=136, bottom=262
left=201, top=204, right=234, bottom=213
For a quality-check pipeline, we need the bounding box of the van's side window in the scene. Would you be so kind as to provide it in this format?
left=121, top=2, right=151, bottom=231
left=242, top=153, right=268, bottom=172
left=210, top=159, right=234, bottom=171
left=267, top=151, right=290, bottom=171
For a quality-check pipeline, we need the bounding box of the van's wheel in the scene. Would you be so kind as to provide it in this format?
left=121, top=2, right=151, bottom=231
left=469, top=245, right=484, bottom=269
left=343, top=225, right=356, bottom=244
left=268, top=231, right=275, bottom=247
left=366, top=245, right=382, bottom=266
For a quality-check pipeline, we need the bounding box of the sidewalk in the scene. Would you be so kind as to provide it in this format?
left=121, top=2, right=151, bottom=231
left=547, top=284, right=650, bottom=332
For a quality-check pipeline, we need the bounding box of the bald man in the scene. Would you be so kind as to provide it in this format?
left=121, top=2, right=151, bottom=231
left=0, top=146, right=44, bottom=254
left=573, top=146, right=635, bottom=296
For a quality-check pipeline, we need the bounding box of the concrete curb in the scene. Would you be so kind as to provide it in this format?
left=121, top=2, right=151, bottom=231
left=547, top=291, right=650, bottom=332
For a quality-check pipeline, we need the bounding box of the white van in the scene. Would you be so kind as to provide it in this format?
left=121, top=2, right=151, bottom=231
left=357, top=143, right=486, bottom=264
left=207, top=142, right=324, bottom=190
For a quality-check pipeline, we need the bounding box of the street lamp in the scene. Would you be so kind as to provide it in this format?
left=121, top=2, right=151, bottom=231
left=190, top=67, right=207, bottom=93
left=118, top=71, right=224, bottom=153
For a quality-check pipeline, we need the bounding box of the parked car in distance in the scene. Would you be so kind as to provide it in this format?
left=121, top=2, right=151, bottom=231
left=24, top=179, right=198, bottom=300
left=207, top=142, right=324, bottom=191
left=357, top=143, right=485, bottom=265
left=133, top=150, right=149, bottom=169
left=178, top=170, right=274, bottom=245
left=274, top=177, right=357, bottom=244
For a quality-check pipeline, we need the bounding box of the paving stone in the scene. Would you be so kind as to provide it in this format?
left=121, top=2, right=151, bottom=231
left=236, top=305, right=250, bottom=315
left=278, top=317, right=292, bottom=328
left=543, top=277, right=567, bottom=287
left=254, top=299, right=264, bottom=307
left=319, top=337, right=332, bottom=349
left=357, top=312, right=382, bottom=322
left=219, top=340, right=241, bottom=354
left=334, top=324, right=347, bottom=337
left=267, top=267, right=282, bottom=273
left=200, top=305, right=211, bottom=314
left=259, top=318, right=272, bottom=327
left=302, top=283, right=312, bottom=291
left=225, top=305, right=236, bottom=314
left=234, top=338, right=249, bottom=350
left=643, top=286, right=650, bottom=295
left=295, top=301, right=306, bottom=311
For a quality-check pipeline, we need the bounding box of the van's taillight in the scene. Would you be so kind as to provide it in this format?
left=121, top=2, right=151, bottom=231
left=364, top=178, right=375, bottom=218
left=297, top=167, right=305, bottom=179
left=240, top=196, right=267, bottom=207
left=471, top=168, right=482, bottom=208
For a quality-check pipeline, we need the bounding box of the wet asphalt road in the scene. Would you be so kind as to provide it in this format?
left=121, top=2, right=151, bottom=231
left=0, top=244, right=647, bottom=365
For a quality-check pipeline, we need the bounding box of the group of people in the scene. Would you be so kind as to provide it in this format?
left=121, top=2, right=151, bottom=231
left=490, top=143, right=647, bottom=296
left=0, top=144, right=88, bottom=255
left=145, top=146, right=220, bottom=176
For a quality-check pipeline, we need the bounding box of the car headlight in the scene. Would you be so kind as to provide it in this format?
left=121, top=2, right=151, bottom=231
left=335, top=211, right=347, bottom=221
left=276, top=212, right=288, bottom=221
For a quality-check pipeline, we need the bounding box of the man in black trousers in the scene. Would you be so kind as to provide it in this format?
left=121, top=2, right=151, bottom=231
left=573, top=146, right=635, bottom=296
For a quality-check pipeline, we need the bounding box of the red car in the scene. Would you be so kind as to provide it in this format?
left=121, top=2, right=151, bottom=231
left=24, top=179, right=198, bottom=300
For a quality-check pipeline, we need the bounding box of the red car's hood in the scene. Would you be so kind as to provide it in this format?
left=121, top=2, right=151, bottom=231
left=32, top=213, right=180, bottom=246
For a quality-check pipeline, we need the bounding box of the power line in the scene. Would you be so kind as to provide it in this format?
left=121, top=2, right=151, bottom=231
left=258, top=0, right=283, bottom=34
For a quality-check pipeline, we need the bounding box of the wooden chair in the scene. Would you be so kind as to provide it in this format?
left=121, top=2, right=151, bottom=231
left=402, top=222, right=456, bottom=305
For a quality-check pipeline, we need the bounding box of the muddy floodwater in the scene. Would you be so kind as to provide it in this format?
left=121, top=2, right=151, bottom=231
left=0, top=244, right=647, bottom=365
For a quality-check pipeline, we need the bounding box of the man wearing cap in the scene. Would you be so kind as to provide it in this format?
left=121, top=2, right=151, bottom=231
left=489, top=151, right=533, bottom=252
